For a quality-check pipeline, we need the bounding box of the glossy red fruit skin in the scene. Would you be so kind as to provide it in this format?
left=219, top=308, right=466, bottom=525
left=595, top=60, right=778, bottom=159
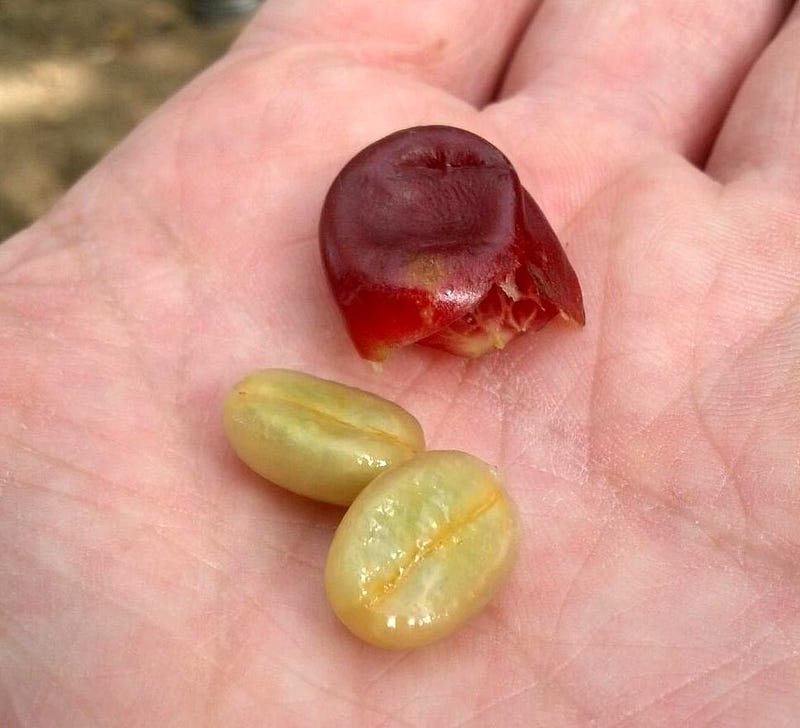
left=319, top=125, right=584, bottom=361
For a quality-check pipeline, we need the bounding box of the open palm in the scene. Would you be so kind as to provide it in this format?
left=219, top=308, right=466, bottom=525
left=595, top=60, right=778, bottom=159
left=2, top=1, right=799, bottom=725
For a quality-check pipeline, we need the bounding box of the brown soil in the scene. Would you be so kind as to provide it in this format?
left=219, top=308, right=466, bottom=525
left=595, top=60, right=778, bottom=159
left=0, top=0, right=249, bottom=240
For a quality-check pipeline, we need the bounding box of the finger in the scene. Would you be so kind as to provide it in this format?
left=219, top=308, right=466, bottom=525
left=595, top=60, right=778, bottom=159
left=234, top=0, right=540, bottom=105
left=706, top=6, right=800, bottom=188
left=494, top=1, right=789, bottom=163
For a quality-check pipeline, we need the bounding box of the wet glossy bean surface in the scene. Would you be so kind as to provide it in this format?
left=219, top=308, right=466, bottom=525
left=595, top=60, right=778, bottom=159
left=325, top=450, right=518, bottom=649
left=223, top=369, right=425, bottom=505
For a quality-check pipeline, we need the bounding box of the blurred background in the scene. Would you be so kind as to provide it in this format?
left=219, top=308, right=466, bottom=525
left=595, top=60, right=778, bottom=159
left=0, top=0, right=261, bottom=241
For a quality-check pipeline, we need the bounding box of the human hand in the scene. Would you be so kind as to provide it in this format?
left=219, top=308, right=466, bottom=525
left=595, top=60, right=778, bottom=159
left=1, top=1, right=798, bottom=724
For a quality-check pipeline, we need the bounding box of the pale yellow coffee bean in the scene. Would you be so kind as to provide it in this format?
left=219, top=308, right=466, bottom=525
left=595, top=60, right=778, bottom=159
left=325, top=450, right=519, bottom=649
left=223, top=369, right=425, bottom=505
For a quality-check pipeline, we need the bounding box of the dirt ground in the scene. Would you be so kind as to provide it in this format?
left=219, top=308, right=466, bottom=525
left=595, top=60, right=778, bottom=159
left=0, top=0, right=251, bottom=241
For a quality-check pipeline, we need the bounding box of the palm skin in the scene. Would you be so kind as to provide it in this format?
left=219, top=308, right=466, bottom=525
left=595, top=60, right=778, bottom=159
left=1, top=2, right=799, bottom=725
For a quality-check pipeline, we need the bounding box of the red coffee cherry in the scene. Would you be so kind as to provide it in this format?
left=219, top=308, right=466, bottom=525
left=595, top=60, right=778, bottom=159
left=320, top=125, right=584, bottom=361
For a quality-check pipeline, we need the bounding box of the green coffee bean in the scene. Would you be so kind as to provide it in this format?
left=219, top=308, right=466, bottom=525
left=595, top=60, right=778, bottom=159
left=223, top=369, right=425, bottom=505
left=325, top=450, right=518, bottom=649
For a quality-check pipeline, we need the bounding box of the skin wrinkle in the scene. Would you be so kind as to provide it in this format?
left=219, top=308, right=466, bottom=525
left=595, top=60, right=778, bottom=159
left=607, top=630, right=796, bottom=726
left=451, top=683, right=534, bottom=728
left=371, top=708, right=417, bottom=728
left=539, top=608, right=699, bottom=705
left=485, top=2, right=543, bottom=106
left=0, top=432, right=216, bottom=519
left=511, top=2, right=788, bottom=161
left=3, top=512, right=207, bottom=619
left=668, top=4, right=764, bottom=163
left=478, top=355, right=588, bottom=481
left=490, top=350, right=584, bottom=469
left=68, top=235, right=175, bottom=465
left=482, top=624, right=589, bottom=719
left=688, top=300, right=800, bottom=535
left=456, top=361, right=514, bottom=466
left=488, top=604, right=542, bottom=660
left=723, top=589, right=785, bottom=636
left=3, top=592, right=86, bottom=678
left=601, top=63, right=677, bottom=149
left=0, top=435, right=178, bottom=516
left=362, top=650, right=414, bottom=687
left=145, top=526, right=235, bottom=578
left=535, top=636, right=729, bottom=652
left=0, top=278, right=86, bottom=292
left=500, top=467, right=586, bottom=508
left=680, top=655, right=800, bottom=725
left=690, top=234, right=800, bottom=374
left=146, top=519, right=327, bottom=603
left=6, top=564, right=219, bottom=725
left=0, top=534, right=259, bottom=688
left=173, top=57, right=236, bottom=242
left=271, top=655, right=408, bottom=726
left=0, top=678, right=24, bottom=728
left=19, top=213, right=244, bottom=520
left=532, top=413, right=590, bottom=482
left=1, top=450, right=324, bottom=634
left=372, top=712, right=417, bottom=728
left=380, top=359, right=439, bottom=410
left=240, top=2, right=538, bottom=105
left=0, top=270, right=87, bottom=331
left=689, top=386, right=752, bottom=529
left=0, top=206, right=89, bottom=276
left=789, top=55, right=800, bottom=131
left=496, top=378, right=513, bottom=479
left=585, top=277, right=799, bottom=569
left=707, top=16, right=800, bottom=186
left=421, top=361, right=473, bottom=446
left=0, top=310, right=189, bottom=366
left=692, top=374, right=785, bottom=545
left=452, top=611, right=550, bottom=714
left=451, top=678, right=563, bottom=728
left=536, top=592, right=788, bottom=722
left=508, top=74, right=677, bottom=165
left=468, top=661, right=596, bottom=728
left=683, top=699, right=754, bottom=728
left=273, top=529, right=328, bottom=574
left=201, top=603, right=255, bottom=728
left=543, top=523, right=611, bottom=677
left=601, top=457, right=800, bottom=586
left=375, top=689, right=445, bottom=728
left=0, top=621, right=102, bottom=727
left=245, top=27, right=454, bottom=74
left=583, top=165, right=616, bottom=478
left=0, top=469, right=158, bottom=536
left=111, top=103, right=199, bottom=278
left=151, top=511, right=327, bottom=583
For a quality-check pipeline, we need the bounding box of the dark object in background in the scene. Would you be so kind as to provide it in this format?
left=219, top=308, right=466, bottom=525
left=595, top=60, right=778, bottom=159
left=191, top=0, right=261, bottom=22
